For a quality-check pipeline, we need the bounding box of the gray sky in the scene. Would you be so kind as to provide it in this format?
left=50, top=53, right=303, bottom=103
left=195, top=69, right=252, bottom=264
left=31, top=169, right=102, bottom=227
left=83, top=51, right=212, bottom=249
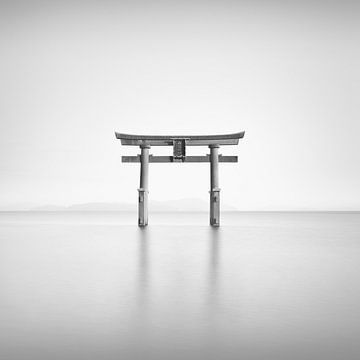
left=0, top=0, right=359, bottom=210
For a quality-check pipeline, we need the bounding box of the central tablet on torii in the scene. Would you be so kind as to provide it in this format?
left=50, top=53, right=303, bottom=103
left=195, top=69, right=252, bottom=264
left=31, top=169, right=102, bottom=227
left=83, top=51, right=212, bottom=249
left=115, top=131, right=245, bottom=227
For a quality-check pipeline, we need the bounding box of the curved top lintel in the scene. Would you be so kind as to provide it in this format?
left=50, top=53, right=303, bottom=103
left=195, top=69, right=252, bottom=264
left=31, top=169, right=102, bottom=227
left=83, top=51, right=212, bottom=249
left=115, top=131, right=245, bottom=146
left=115, top=131, right=244, bottom=141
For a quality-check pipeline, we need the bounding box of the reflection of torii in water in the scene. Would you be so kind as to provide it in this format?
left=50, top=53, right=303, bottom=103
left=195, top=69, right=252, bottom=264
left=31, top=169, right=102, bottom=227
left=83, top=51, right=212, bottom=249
left=115, top=132, right=245, bottom=227
left=136, top=228, right=222, bottom=337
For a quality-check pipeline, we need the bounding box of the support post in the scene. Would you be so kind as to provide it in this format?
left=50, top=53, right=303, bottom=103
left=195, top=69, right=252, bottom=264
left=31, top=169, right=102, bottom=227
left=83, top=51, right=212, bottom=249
left=209, top=144, right=220, bottom=226
left=138, top=145, right=150, bottom=226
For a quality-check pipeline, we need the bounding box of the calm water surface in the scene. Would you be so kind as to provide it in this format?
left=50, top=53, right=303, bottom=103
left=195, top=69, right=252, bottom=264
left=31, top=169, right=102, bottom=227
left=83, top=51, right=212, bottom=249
left=0, top=212, right=359, bottom=360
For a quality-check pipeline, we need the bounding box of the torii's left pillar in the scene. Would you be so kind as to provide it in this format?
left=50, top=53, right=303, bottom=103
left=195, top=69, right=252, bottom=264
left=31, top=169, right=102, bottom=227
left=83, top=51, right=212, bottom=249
left=138, top=144, right=150, bottom=226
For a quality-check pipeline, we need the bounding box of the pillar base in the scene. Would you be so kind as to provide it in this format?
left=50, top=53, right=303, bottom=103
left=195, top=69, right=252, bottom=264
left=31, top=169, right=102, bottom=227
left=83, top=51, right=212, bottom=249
left=138, top=188, right=149, bottom=227
left=209, top=188, right=220, bottom=227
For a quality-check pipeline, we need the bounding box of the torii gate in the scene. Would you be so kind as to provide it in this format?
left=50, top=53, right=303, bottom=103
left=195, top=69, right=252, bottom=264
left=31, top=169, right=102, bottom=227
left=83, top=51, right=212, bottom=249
left=115, top=131, right=245, bottom=227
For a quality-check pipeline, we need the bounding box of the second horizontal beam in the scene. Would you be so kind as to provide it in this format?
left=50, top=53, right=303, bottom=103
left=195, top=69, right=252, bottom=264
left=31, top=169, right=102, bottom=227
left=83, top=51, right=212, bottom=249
left=122, top=155, right=238, bottom=163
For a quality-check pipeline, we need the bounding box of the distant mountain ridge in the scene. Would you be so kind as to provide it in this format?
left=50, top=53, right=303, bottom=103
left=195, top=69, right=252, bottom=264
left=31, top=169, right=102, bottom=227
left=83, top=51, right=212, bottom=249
left=27, top=199, right=238, bottom=212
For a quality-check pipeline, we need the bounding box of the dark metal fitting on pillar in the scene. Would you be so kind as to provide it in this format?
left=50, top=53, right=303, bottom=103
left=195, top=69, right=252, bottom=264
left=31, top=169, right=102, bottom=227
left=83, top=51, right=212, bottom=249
left=138, top=188, right=149, bottom=197
left=140, top=144, right=151, bottom=149
left=209, top=189, right=220, bottom=227
left=209, top=189, right=221, bottom=206
left=209, top=187, right=221, bottom=193
left=138, top=188, right=149, bottom=227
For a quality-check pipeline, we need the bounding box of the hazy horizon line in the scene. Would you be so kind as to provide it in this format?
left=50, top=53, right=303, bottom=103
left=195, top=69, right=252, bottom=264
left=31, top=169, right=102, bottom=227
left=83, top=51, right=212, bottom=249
left=1, top=210, right=359, bottom=213
left=0, top=200, right=359, bottom=212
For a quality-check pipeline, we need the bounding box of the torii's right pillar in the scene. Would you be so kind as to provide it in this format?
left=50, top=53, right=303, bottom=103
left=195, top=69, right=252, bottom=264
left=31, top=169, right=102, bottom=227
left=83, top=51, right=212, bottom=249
left=138, top=144, right=150, bottom=227
left=209, top=144, right=220, bottom=227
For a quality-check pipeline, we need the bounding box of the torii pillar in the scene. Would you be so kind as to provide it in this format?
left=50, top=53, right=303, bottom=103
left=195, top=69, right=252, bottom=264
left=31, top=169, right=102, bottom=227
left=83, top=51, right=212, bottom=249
left=138, top=144, right=150, bottom=226
left=209, top=144, right=220, bottom=226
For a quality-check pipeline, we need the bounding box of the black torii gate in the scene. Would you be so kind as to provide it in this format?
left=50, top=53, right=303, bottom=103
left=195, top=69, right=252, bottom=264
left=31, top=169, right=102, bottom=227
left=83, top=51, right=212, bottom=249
left=115, top=131, right=245, bottom=227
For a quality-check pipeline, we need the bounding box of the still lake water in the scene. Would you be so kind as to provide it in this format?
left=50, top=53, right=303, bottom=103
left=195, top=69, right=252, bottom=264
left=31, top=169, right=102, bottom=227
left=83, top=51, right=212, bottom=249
left=0, top=212, right=359, bottom=360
